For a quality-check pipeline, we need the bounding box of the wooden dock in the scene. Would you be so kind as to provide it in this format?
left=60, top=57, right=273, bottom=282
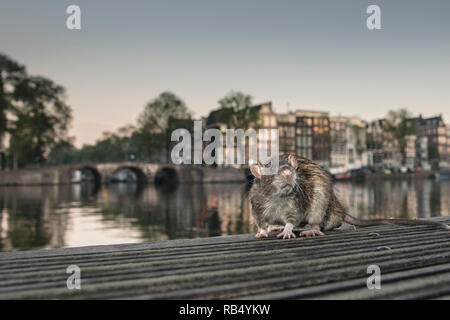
left=1, top=217, right=450, bottom=300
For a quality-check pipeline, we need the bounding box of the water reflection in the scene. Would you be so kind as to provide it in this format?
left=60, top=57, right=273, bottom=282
left=336, top=179, right=450, bottom=220
left=0, top=178, right=449, bottom=251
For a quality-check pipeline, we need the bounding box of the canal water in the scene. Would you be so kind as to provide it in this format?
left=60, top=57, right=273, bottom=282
left=0, top=178, right=449, bottom=251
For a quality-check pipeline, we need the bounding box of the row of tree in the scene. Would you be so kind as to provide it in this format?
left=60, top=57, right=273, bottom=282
left=1, top=52, right=259, bottom=168
left=49, top=92, right=193, bottom=164
left=48, top=90, right=259, bottom=165
left=0, top=53, right=72, bottom=168
left=1, top=52, right=425, bottom=168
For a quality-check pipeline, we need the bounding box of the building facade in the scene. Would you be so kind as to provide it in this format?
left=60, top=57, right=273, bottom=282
left=255, top=102, right=278, bottom=157
left=295, top=110, right=331, bottom=168
left=367, top=119, right=402, bottom=169
left=404, top=135, right=417, bottom=169
left=330, top=116, right=348, bottom=171
left=205, top=103, right=450, bottom=172
left=330, top=116, right=369, bottom=173
left=276, top=112, right=296, bottom=155
left=447, top=125, right=450, bottom=169
left=415, top=136, right=429, bottom=169
left=347, top=117, right=369, bottom=169
left=366, top=119, right=383, bottom=168
left=415, top=115, right=448, bottom=170
left=204, top=102, right=278, bottom=167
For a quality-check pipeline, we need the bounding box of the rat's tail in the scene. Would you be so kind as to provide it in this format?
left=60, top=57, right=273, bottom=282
left=343, top=213, right=450, bottom=230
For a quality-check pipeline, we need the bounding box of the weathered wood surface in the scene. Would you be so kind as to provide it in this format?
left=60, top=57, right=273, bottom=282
left=1, top=217, right=450, bottom=300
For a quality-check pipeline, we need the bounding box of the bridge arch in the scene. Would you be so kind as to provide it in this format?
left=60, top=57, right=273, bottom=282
left=72, top=166, right=102, bottom=185
left=108, top=166, right=149, bottom=185
left=154, top=166, right=179, bottom=189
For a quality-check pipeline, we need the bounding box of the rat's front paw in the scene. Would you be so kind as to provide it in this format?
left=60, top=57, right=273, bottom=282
left=300, top=229, right=324, bottom=237
left=276, top=223, right=296, bottom=239
left=256, top=230, right=268, bottom=238
left=276, top=229, right=296, bottom=239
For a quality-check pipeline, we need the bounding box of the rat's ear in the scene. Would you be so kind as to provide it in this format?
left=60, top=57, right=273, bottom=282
left=288, top=154, right=298, bottom=169
left=249, top=160, right=262, bottom=179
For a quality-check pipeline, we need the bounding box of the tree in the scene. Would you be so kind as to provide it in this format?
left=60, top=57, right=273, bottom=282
left=0, top=53, right=26, bottom=138
left=9, top=75, right=73, bottom=167
left=383, top=109, right=417, bottom=165
left=79, top=130, right=133, bottom=163
left=0, top=53, right=73, bottom=168
left=47, top=139, right=79, bottom=165
left=138, top=92, right=191, bottom=162
left=0, top=53, right=26, bottom=168
left=215, top=91, right=259, bottom=130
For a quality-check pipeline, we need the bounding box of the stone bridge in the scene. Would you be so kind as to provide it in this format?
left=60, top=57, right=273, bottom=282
left=58, top=162, right=185, bottom=185
left=0, top=162, right=247, bottom=185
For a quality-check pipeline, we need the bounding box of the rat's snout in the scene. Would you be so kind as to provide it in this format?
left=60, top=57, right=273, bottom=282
left=281, top=168, right=292, bottom=178
left=274, top=164, right=296, bottom=194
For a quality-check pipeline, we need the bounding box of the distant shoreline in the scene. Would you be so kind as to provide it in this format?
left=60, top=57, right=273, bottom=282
left=333, top=171, right=441, bottom=182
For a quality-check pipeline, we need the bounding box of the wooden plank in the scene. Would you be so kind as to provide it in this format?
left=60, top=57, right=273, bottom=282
left=0, top=217, right=449, bottom=299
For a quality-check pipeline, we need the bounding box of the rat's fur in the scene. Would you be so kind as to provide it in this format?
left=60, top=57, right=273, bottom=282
left=249, top=154, right=449, bottom=238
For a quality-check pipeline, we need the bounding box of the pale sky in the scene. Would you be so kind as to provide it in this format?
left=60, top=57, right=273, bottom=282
left=1, top=0, right=449, bottom=147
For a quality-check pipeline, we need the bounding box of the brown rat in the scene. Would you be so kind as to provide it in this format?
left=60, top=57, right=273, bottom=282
left=249, top=154, right=450, bottom=239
